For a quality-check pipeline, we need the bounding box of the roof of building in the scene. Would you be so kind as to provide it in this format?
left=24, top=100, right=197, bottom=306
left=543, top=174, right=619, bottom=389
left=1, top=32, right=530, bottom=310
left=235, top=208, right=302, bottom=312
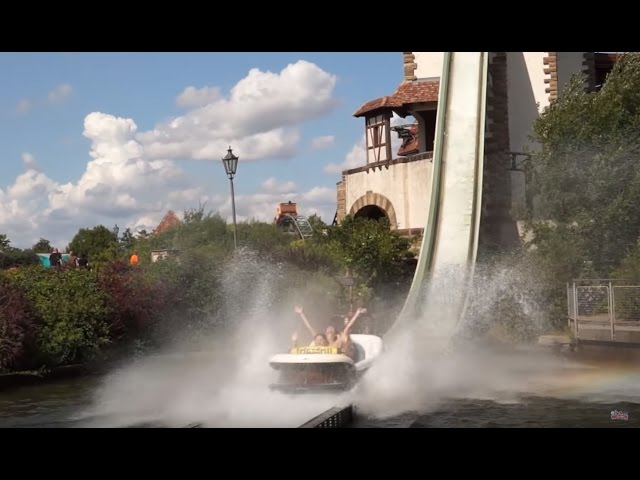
left=353, top=79, right=439, bottom=117
left=154, top=210, right=182, bottom=235
left=397, top=124, right=420, bottom=156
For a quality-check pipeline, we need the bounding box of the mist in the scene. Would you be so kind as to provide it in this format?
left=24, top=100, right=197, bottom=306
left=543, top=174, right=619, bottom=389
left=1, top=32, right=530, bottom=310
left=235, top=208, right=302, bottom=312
left=75, top=248, right=350, bottom=428
left=351, top=254, right=629, bottom=420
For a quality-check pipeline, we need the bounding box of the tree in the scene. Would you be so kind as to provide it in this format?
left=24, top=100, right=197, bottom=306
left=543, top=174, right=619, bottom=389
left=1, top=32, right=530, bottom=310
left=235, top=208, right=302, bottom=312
left=32, top=238, right=52, bottom=253
left=327, top=215, right=415, bottom=289
left=0, top=234, right=11, bottom=251
left=68, top=225, right=119, bottom=261
left=307, top=214, right=328, bottom=233
left=119, top=228, right=136, bottom=251
left=527, top=53, right=640, bottom=277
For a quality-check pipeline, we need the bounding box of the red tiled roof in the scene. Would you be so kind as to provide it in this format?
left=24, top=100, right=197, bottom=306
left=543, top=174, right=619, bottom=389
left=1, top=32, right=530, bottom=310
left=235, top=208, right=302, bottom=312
left=154, top=210, right=182, bottom=235
left=353, top=79, right=439, bottom=117
left=397, top=124, right=419, bottom=156
left=352, top=96, right=399, bottom=117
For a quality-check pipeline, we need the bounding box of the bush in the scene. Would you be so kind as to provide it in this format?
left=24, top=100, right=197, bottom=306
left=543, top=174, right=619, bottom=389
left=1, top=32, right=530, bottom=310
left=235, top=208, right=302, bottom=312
left=97, top=260, right=170, bottom=339
left=0, top=249, right=40, bottom=269
left=0, top=275, right=35, bottom=371
left=12, top=266, right=111, bottom=366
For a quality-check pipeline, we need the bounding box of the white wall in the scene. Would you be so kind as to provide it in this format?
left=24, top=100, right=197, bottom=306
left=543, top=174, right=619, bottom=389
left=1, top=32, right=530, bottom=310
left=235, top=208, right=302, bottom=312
left=506, top=52, right=549, bottom=154
left=414, top=52, right=444, bottom=79
left=344, top=159, right=433, bottom=230
left=557, top=52, right=586, bottom=96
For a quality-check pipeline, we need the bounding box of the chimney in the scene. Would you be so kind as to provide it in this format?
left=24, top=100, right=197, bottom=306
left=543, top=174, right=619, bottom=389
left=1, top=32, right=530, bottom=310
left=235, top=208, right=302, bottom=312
left=403, top=52, right=417, bottom=82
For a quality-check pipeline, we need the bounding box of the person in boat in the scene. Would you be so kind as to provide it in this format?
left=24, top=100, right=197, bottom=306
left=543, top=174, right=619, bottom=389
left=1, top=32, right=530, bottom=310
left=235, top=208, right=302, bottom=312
left=290, top=331, right=328, bottom=349
left=293, top=305, right=367, bottom=358
left=335, top=307, right=366, bottom=359
left=294, top=306, right=340, bottom=347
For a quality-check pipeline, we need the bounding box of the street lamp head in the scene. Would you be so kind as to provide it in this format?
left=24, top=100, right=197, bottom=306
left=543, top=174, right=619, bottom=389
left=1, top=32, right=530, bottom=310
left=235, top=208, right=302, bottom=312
left=222, top=146, right=239, bottom=180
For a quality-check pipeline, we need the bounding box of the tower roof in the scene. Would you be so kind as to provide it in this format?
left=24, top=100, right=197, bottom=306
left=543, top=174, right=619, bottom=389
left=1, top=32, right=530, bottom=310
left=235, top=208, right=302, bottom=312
left=154, top=210, right=182, bottom=235
left=353, top=79, right=440, bottom=117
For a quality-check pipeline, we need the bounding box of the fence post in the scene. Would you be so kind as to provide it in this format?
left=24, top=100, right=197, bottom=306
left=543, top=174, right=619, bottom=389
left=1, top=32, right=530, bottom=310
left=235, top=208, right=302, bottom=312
left=573, top=281, right=579, bottom=340
left=610, top=281, right=617, bottom=341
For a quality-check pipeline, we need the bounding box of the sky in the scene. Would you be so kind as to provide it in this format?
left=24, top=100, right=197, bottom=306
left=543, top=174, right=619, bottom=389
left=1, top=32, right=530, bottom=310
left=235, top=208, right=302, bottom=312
left=0, top=52, right=407, bottom=249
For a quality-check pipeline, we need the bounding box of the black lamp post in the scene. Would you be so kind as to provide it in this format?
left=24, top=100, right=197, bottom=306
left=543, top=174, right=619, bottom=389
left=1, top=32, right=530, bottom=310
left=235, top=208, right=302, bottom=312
left=222, top=146, right=239, bottom=249
left=339, top=271, right=355, bottom=315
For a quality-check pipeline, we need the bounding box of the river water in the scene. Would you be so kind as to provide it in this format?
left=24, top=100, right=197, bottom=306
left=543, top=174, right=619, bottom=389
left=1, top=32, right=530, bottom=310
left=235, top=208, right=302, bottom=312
left=1, top=348, right=638, bottom=428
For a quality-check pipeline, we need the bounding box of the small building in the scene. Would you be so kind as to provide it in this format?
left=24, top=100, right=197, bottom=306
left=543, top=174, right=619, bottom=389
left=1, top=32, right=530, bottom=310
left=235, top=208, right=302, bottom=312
left=151, top=249, right=180, bottom=263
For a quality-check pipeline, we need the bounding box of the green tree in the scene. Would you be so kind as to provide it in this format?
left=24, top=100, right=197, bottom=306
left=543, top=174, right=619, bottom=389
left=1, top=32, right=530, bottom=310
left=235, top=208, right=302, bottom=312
left=32, top=238, right=52, bottom=253
left=307, top=214, right=328, bottom=233
left=0, top=249, right=40, bottom=269
left=119, top=227, right=136, bottom=251
left=0, top=234, right=11, bottom=251
left=527, top=53, right=640, bottom=277
left=68, top=225, right=119, bottom=262
left=327, top=215, right=415, bottom=289
left=612, top=241, right=640, bottom=283
left=10, top=266, right=111, bottom=365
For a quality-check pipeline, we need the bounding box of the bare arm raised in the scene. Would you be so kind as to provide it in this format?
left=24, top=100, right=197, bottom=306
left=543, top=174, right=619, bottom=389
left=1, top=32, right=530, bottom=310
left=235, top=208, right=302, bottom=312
left=294, top=305, right=317, bottom=337
left=343, top=307, right=366, bottom=335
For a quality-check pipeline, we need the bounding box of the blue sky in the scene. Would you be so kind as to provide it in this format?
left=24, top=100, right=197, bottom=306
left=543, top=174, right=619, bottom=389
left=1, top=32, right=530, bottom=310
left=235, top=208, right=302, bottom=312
left=0, top=52, right=403, bottom=248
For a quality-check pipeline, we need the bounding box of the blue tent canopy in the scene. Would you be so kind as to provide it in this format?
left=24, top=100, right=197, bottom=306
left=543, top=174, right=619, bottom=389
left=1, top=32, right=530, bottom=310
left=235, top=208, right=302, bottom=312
left=37, top=253, right=70, bottom=268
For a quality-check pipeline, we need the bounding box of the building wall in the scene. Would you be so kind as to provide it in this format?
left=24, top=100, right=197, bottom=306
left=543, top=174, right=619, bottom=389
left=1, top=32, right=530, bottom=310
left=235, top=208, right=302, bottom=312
left=506, top=52, right=549, bottom=154
left=343, top=158, right=433, bottom=231
left=557, top=52, right=588, bottom=96
left=414, top=52, right=444, bottom=79
left=340, top=51, right=597, bottom=242
left=481, top=52, right=520, bottom=251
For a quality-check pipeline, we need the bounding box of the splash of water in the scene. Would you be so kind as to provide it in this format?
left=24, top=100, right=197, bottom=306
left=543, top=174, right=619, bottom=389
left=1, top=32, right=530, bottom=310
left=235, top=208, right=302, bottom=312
left=78, top=248, right=349, bottom=428
left=352, top=255, right=593, bottom=419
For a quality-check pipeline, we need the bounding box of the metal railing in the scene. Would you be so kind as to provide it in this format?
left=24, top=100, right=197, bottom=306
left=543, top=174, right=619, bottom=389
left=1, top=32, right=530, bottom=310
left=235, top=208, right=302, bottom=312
left=567, top=279, right=640, bottom=343
left=298, top=405, right=354, bottom=428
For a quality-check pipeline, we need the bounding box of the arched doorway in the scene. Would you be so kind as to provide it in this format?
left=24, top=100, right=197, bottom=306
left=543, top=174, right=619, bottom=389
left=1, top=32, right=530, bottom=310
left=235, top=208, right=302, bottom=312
left=349, top=192, right=397, bottom=229
left=354, top=205, right=387, bottom=221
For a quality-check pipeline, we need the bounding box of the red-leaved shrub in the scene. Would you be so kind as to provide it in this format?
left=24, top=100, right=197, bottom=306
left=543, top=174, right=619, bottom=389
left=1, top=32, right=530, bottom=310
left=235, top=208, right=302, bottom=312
left=97, top=261, right=169, bottom=339
left=0, top=276, right=35, bottom=371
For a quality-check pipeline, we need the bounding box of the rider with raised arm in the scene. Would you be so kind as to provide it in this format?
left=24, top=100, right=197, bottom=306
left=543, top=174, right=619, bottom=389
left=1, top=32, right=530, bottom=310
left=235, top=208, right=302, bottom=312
left=336, top=307, right=366, bottom=359
left=294, top=305, right=340, bottom=347
left=293, top=305, right=366, bottom=356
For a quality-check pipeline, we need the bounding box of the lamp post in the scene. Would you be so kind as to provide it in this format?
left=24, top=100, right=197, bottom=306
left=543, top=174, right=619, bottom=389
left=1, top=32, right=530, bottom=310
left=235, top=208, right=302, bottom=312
left=339, top=271, right=355, bottom=315
left=222, top=146, right=239, bottom=249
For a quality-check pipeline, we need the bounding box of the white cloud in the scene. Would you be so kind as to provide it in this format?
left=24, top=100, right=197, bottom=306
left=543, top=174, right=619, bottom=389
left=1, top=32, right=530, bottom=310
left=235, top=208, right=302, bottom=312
left=301, top=186, right=335, bottom=203
left=138, top=60, right=337, bottom=162
left=176, top=86, right=222, bottom=108
left=48, top=84, right=73, bottom=104
left=311, top=135, right=335, bottom=150
left=21, top=152, right=39, bottom=171
left=261, top=177, right=297, bottom=194
left=0, top=60, right=340, bottom=248
left=215, top=186, right=335, bottom=226
left=324, top=137, right=366, bottom=174
left=16, top=99, right=32, bottom=114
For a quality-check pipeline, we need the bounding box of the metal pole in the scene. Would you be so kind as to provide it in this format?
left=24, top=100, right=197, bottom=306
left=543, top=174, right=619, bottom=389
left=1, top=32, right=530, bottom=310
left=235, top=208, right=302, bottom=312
left=230, top=177, right=237, bottom=249
left=609, top=281, right=615, bottom=341
left=573, top=282, right=579, bottom=341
